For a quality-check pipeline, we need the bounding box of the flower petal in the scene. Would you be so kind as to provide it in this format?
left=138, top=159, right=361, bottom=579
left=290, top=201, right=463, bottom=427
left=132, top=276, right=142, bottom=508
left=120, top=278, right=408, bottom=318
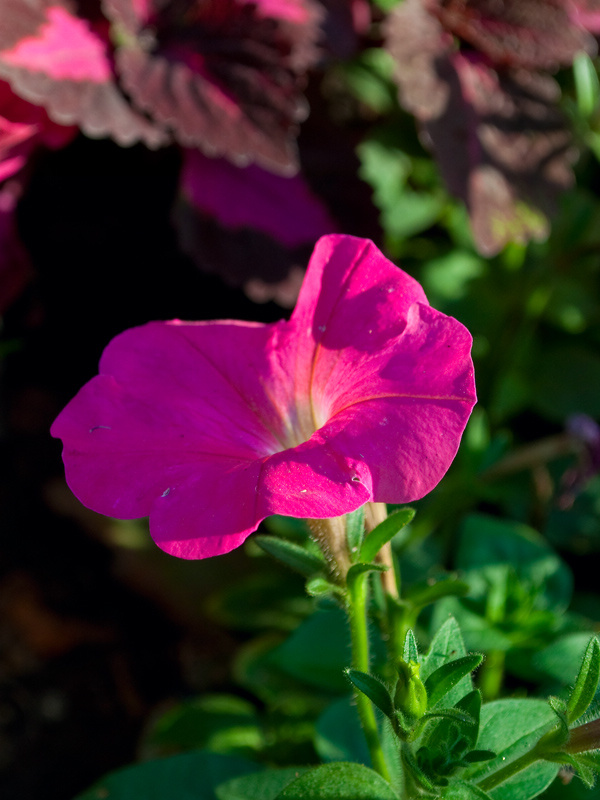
left=52, top=234, right=476, bottom=560
left=282, top=234, right=429, bottom=427
left=148, top=460, right=265, bottom=559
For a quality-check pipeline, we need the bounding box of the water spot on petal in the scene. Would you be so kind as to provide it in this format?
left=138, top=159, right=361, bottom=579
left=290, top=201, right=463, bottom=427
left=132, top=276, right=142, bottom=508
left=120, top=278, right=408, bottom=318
left=161, top=488, right=171, bottom=497
left=318, top=325, right=326, bottom=333
left=89, top=425, right=111, bottom=433
left=300, top=488, right=307, bottom=493
left=379, top=417, right=388, bottom=426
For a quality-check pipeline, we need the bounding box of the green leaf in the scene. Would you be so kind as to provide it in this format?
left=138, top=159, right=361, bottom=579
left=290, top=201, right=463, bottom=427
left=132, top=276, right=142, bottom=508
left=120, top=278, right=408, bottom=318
left=469, top=699, right=557, bottom=774
left=456, top=514, right=572, bottom=613
left=486, top=762, right=559, bottom=800
left=216, top=768, right=311, bottom=800
left=139, top=694, right=262, bottom=760
left=424, top=655, right=483, bottom=708
left=547, top=696, right=569, bottom=746
left=422, top=617, right=467, bottom=678
left=274, top=762, right=400, bottom=799
left=405, top=577, right=470, bottom=610
left=574, top=51, right=600, bottom=119
left=346, top=507, right=365, bottom=562
left=75, top=752, right=259, bottom=800
left=458, top=690, right=483, bottom=748
left=462, top=751, right=496, bottom=764
left=466, top=699, right=559, bottom=798
left=346, top=562, right=388, bottom=593
left=533, top=633, right=593, bottom=685
left=403, top=630, right=419, bottom=664
left=445, top=780, right=494, bottom=799
left=254, top=536, right=326, bottom=578
left=567, top=637, right=600, bottom=724
left=315, top=697, right=370, bottom=765
left=266, top=607, right=353, bottom=694
left=346, top=669, right=395, bottom=719
left=422, top=618, right=473, bottom=709
left=418, top=707, right=476, bottom=729
left=574, top=750, right=600, bottom=771
left=360, top=508, right=415, bottom=564
left=401, top=743, right=437, bottom=793
left=573, top=760, right=596, bottom=789
left=305, top=577, right=342, bottom=598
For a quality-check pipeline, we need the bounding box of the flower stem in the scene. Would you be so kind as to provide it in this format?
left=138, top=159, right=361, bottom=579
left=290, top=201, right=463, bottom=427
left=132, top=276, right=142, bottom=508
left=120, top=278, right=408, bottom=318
left=347, top=571, right=392, bottom=783
left=477, top=748, right=541, bottom=793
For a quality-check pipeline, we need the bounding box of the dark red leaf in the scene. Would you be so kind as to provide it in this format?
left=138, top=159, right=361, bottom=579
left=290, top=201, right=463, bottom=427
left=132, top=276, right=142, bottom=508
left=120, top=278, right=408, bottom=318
left=432, top=0, right=595, bottom=69
left=103, top=0, right=322, bottom=172
left=0, top=0, right=168, bottom=147
left=386, top=0, right=575, bottom=254
left=569, top=0, right=600, bottom=34
left=180, top=148, right=336, bottom=247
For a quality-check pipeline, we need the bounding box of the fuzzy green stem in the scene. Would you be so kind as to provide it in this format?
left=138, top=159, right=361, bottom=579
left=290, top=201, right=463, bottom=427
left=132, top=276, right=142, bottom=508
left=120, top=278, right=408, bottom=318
left=348, top=572, right=392, bottom=783
left=477, top=748, right=541, bottom=793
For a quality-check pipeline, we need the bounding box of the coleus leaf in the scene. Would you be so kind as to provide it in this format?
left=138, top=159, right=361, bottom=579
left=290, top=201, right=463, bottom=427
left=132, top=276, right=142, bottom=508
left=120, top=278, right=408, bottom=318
left=180, top=149, right=337, bottom=249
left=571, top=0, right=600, bottom=35
left=0, top=0, right=322, bottom=169
left=385, top=0, right=576, bottom=256
left=175, top=148, right=337, bottom=307
left=433, top=0, right=596, bottom=71
left=0, top=0, right=167, bottom=147
left=103, top=0, right=323, bottom=173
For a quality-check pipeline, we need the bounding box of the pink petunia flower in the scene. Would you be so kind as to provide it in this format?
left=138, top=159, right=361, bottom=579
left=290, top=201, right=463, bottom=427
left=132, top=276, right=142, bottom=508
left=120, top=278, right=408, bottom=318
left=51, top=235, right=476, bottom=560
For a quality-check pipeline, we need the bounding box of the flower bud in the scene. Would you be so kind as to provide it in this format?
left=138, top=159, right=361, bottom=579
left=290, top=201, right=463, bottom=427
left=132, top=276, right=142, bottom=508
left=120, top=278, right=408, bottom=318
left=394, top=658, right=428, bottom=721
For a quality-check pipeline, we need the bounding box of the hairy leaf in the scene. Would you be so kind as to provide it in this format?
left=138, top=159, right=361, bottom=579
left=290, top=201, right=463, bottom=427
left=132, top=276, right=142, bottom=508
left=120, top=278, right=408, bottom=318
left=424, top=654, right=483, bottom=707
left=360, top=507, right=415, bottom=563
left=567, top=637, right=600, bottom=724
left=346, top=668, right=395, bottom=719
left=254, top=535, right=326, bottom=577
left=274, top=762, right=400, bottom=799
left=217, top=767, right=311, bottom=800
